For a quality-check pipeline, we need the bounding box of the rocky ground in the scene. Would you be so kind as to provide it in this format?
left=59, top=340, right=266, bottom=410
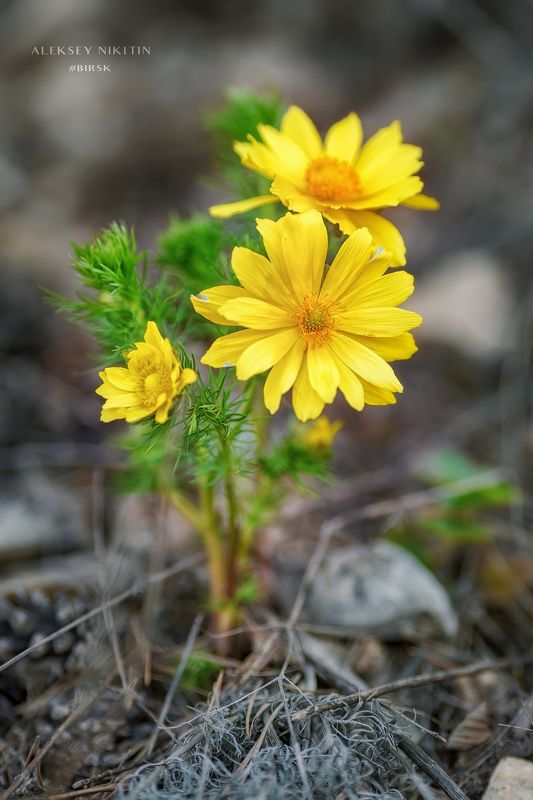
left=0, top=0, right=532, bottom=797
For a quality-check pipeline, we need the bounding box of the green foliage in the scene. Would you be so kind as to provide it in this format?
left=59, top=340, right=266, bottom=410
left=233, top=574, right=260, bottom=606
left=207, top=574, right=260, bottom=613
left=205, top=87, right=282, bottom=166
left=48, top=222, right=192, bottom=364
left=390, top=448, right=519, bottom=567
left=113, top=419, right=181, bottom=494
left=242, top=432, right=334, bottom=535
left=419, top=448, right=482, bottom=484
left=157, top=214, right=234, bottom=294
left=259, top=435, right=333, bottom=484
left=424, top=516, right=491, bottom=543
left=178, top=650, right=221, bottom=692
left=181, top=372, right=255, bottom=485
left=205, top=88, right=282, bottom=201
left=417, top=447, right=519, bottom=510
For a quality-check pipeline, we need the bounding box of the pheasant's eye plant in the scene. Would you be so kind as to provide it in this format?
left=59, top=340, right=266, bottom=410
left=52, top=90, right=436, bottom=640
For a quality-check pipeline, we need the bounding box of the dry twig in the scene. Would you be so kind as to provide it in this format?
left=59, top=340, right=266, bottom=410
left=292, top=653, right=533, bottom=721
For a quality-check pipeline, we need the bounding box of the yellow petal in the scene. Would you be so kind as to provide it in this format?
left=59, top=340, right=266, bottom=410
left=341, top=270, right=414, bottom=309
left=343, top=176, right=423, bottom=210
left=231, top=246, right=291, bottom=307
left=101, top=407, right=127, bottom=423
left=292, top=355, right=325, bottom=421
left=255, top=217, right=294, bottom=298
left=95, top=379, right=132, bottom=400
left=351, top=332, right=417, bottom=361
left=360, top=380, right=397, bottom=406
left=155, top=403, right=171, bottom=424
left=346, top=251, right=392, bottom=289
left=209, top=195, right=276, bottom=219
left=99, top=367, right=136, bottom=392
left=256, top=124, right=308, bottom=181
left=306, top=345, right=340, bottom=403
left=144, top=320, right=165, bottom=349
left=201, top=329, right=268, bottom=368
left=128, top=341, right=161, bottom=361
left=330, top=332, right=403, bottom=392
left=324, top=208, right=406, bottom=267
left=125, top=406, right=153, bottom=423
left=281, top=105, right=322, bottom=158
left=219, top=297, right=292, bottom=329
left=328, top=348, right=364, bottom=410
left=324, top=112, right=363, bottom=163
left=191, top=285, right=248, bottom=325
left=177, top=368, right=197, bottom=390
left=358, top=143, right=422, bottom=194
left=402, top=193, right=440, bottom=210
left=236, top=328, right=299, bottom=381
left=336, top=307, right=422, bottom=337
left=320, top=227, right=374, bottom=302
left=235, top=139, right=278, bottom=179
left=279, top=210, right=328, bottom=298
left=101, top=392, right=140, bottom=408
left=270, top=175, right=317, bottom=210
left=355, top=120, right=403, bottom=172
left=263, top=338, right=306, bottom=414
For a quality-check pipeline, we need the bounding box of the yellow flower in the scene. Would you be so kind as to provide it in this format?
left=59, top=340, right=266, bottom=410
left=96, top=321, right=196, bottom=424
left=191, top=210, right=421, bottom=422
left=209, top=105, right=438, bottom=267
left=298, top=417, right=342, bottom=451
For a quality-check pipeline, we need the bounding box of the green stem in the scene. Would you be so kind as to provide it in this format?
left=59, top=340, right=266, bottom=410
left=198, top=480, right=227, bottom=612
left=236, top=382, right=271, bottom=563
left=163, top=488, right=204, bottom=531
left=165, top=484, right=228, bottom=629
left=222, top=438, right=241, bottom=599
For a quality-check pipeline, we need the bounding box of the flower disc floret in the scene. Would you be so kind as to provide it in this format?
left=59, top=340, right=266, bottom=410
left=191, top=210, right=422, bottom=422
left=293, top=296, right=334, bottom=344
left=305, top=156, right=362, bottom=202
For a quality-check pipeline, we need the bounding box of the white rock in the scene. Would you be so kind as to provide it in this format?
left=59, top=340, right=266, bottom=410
left=411, top=249, right=515, bottom=358
left=482, top=757, right=533, bottom=800
left=303, top=541, right=458, bottom=640
left=0, top=474, right=89, bottom=561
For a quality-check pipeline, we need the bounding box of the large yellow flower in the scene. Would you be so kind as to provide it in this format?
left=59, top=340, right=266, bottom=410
left=209, top=106, right=438, bottom=267
left=96, top=321, right=196, bottom=424
left=191, top=210, right=421, bottom=421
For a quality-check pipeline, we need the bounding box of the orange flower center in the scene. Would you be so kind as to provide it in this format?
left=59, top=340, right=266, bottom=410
left=294, top=296, right=334, bottom=345
left=305, top=156, right=362, bottom=202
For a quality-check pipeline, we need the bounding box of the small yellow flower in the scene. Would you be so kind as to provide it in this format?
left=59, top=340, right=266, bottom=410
left=191, top=210, right=421, bottom=422
left=96, top=321, right=196, bottom=424
left=209, top=105, right=438, bottom=267
left=298, top=417, right=343, bottom=451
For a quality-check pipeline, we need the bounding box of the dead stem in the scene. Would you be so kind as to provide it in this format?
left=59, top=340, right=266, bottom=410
left=292, top=652, right=533, bottom=722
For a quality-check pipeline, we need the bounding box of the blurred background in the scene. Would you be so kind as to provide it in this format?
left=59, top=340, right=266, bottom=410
left=1, top=0, right=532, bottom=793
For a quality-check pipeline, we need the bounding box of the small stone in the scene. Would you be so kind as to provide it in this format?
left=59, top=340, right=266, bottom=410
left=52, top=631, right=75, bottom=654
left=7, top=607, right=33, bottom=635
left=0, top=474, right=89, bottom=561
left=482, top=757, right=533, bottom=799
left=28, top=630, right=49, bottom=659
left=301, top=541, right=458, bottom=640
left=49, top=700, right=72, bottom=721
left=412, top=249, right=514, bottom=358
